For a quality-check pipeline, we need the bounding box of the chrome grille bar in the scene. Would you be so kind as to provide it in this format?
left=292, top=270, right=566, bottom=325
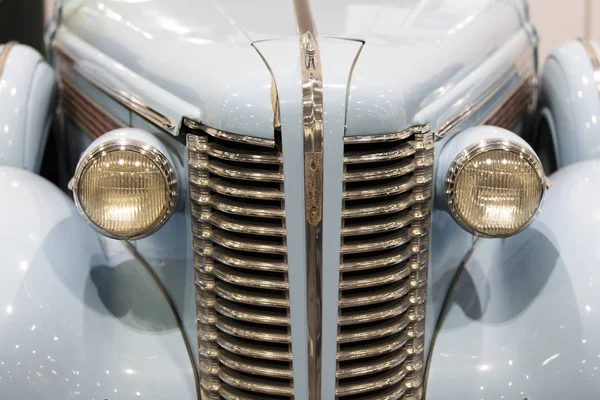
left=337, top=125, right=433, bottom=399
left=186, top=122, right=293, bottom=399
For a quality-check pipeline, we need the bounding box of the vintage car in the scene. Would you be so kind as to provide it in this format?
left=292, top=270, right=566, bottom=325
left=2, top=0, right=600, bottom=398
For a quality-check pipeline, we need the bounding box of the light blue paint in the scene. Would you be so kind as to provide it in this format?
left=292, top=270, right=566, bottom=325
left=0, top=44, right=57, bottom=172
left=0, top=166, right=195, bottom=399
left=427, top=159, right=600, bottom=399
left=539, top=40, right=600, bottom=167
left=320, top=38, right=363, bottom=400
left=253, top=38, right=310, bottom=399
left=344, top=0, right=525, bottom=136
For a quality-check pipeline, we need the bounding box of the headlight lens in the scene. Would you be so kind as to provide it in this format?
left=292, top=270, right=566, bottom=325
left=72, top=139, right=177, bottom=239
left=446, top=139, right=548, bottom=237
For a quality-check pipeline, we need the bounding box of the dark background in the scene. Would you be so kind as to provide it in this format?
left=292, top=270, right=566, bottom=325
left=0, top=0, right=45, bottom=53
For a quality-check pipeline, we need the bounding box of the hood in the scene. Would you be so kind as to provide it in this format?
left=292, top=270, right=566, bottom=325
left=60, top=0, right=527, bottom=136
left=60, top=0, right=297, bottom=138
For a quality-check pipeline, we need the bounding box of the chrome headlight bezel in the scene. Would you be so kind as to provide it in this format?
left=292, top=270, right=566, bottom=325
left=445, top=138, right=550, bottom=238
left=70, top=138, right=178, bottom=240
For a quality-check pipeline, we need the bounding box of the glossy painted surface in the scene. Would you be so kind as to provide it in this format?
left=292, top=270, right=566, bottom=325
left=0, top=44, right=57, bottom=172
left=253, top=38, right=309, bottom=399
left=46, top=0, right=550, bottom=396
left=0, top=166, right=195, bottom=399
left=345, top=0, right=529, bottom=136
left=427, top=159, right=600, bottom=399
left=539, top=40, right=600, bottom=167
left=57, top=0, right=284, bottom=139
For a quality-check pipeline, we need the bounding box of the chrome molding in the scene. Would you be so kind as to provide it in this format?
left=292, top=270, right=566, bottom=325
left=579, top=38, right=600, bottom=94
left=445, top=138, right=551, bottom=238
left=124, top=242, right=201, bottom=399
left=69, top=138, right=178, bottom=240
left=422, top=243, right=477, bottom=400
left=436, top=50, right=535, bottom=137
left=293, top=1, right=324, bottom=398
left=183, top=118, right=275, bottom=148
left=53, top=45, right=175, bottom=130
left=0, top=41, right=17, bottom=80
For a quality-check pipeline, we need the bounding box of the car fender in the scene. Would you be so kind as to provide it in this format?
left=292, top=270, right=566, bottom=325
left=0, top=166, right=196, bottom=399
left=0, top=43, right=57, bottom=172
left=538, top=39, right=600, bottom=168
left=425, top=159, right=600, bottom=399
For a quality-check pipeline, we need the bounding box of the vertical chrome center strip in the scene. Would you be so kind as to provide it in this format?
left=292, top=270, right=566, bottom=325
left=293, top=1, right=324, bottom=398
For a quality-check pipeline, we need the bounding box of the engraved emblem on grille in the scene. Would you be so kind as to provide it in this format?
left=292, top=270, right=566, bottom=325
left=305, top=152, right=323, bottom=226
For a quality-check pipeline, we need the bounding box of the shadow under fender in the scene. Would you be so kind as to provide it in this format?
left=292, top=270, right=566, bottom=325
left=0, top=166, right=197, bottom=400
left=426, top=159, right=600, bottom=399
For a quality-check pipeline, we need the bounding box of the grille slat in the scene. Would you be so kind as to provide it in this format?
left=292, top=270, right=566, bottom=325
left=344, top=141, right=416, bottom=164
left=337, top=126, right=433, bottom=399
left=188, top=127, right=293, bottom=399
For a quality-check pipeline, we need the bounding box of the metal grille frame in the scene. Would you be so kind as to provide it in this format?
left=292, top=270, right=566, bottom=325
left=186, top=122, right=294, bottom=400
left=336, top=125, right=434, bottom=399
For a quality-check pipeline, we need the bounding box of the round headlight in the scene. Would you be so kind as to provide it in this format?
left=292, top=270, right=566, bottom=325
left=71, top=139, right=178, bottom=239
left=446, top=139, right=549, bottom=237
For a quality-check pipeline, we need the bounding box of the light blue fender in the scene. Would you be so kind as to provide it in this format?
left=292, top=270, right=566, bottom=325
left=538, top=39, right=600, bottom=168
left=0, top=43, right=57, bottom=172
left=426, top=159, right=600, bottom=399
left=0, top=166, right=196, bottom=399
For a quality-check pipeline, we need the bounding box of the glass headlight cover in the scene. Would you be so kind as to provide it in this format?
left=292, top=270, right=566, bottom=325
left=445, top=139, right=549, bottom=237
left=71, top=139, right=178, bottom=239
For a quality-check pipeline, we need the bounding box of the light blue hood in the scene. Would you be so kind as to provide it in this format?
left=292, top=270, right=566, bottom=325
left=59, top=0, right=527, bottom=137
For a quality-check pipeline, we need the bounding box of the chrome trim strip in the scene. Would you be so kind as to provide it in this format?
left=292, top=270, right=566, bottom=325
left=293, top=0, right=324, bottom=398
left=0, top=41, right=17, bottom=80
left=436, top=50, right=534, bottom=137
left=54, top=45, right=175, bottom=130
left=123, top=242, right=201, bottom=399
left=183, top=118, right=276, bottom=148
left=422, top=244, right=476, bottom=399
left=579, top=38, right=600, bottom=94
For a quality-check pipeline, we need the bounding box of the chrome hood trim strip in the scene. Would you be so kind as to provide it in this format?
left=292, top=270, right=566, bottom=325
left=0, top=42, right=17, bottom=80
left=53, top=44, right=175, bottom=130
left=293, top=0, right=324, bottom=398
left=579, top=38, right=600, bottom=94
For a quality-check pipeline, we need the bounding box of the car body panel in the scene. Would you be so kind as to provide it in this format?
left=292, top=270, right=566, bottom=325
left=0, top=44, right=57, bottom=172
left=58, top=0, right=285, bottom=139
left=426, top=159, right=600, bottom=399
left=51, top=0, right=539, bottom=391
left=0, top=166, right=195, bottom=399
left=539, top=40, right=600, bottom=167
left=5, top=0, right=594, bottom=398
left=341, top=0, right=530, bottom=136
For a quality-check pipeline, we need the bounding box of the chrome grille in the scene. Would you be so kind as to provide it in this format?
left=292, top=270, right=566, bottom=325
left=186, top=122, right=293, bottom=399
left=337, top=126, right=434, bottom=399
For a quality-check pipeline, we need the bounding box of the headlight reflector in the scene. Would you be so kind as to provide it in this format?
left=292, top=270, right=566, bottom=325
left=72, top=139, right=177, bottom=239
left=446, top=139, right=548, bottom=237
